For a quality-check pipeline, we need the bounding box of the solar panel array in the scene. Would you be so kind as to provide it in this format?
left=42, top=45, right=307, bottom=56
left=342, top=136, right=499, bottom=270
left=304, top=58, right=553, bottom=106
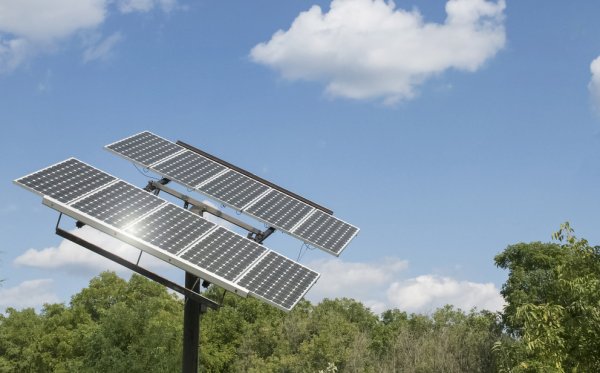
left=106, top=131, right=359, bottom=256
left=14, top=158, right=319, bottom=311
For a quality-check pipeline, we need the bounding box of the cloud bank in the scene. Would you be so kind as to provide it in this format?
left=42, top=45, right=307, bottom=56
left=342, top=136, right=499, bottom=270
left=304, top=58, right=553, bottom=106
left=13, top=219, right=503, bottom=313
left=307, top=257, right=504, bottom=314
left=0, top=0, right=176, bottom=72
left=251, top=0, right=506, bottom=104
left=308, top=257, right=408, bottom=313
left=387, top=274, right=504, bottom=312
left=0, top=279, right=59, bottom=310
left=14, top=226, right=169, bottom=275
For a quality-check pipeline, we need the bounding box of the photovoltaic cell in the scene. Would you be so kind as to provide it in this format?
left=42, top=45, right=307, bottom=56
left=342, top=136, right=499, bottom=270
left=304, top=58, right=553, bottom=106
left=71, top=181, right=165, bottom=229
left=125, top=204, right=215, bottom=255
left=106, top=131, right=182, bottom=166
left=179, top=227, right=267, bottom=282
left=237, top=251, right=319, bottom=311
left=15, top=158, right=116, bottom=204
left=198, top=170, right=269, bottom=210
left=292, top=210, right=359, bottom=256
left=245, top=190, right=314, bottom=231
left=153, top=150, right=226, bottom=188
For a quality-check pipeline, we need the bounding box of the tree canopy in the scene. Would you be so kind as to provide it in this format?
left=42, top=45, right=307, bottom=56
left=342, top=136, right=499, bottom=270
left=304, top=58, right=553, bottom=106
left=0, top=272, right=501, bottom=372
left=493, top=223, right=600, bottom=372
left=1, top=223, right=598, bottom=372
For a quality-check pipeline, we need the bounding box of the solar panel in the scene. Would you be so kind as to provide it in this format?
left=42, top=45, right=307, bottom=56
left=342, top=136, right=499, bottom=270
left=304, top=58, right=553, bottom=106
left=245, top=189, right=314, bottom=231
left=237, top=251, right=320, bottom=311
left=292, top=210, right=359, bottom=256
left=105, top=132, right=360, bottom=256
left=15, top=158, right=116, bottom=204
left=106, top=131, right=182, bottom=166
left=179, top=227, right=267, bottom=282
left=125, top=204, right=216, bottom=255
left=16, top=158, right=319, bottom=311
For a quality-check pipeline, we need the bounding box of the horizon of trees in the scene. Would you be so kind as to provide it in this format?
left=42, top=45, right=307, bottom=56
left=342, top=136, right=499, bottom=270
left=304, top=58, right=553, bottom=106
left=0, top=223, right=597, bottom=372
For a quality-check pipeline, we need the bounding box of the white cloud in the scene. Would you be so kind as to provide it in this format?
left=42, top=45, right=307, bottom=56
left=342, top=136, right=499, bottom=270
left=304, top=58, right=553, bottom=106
left=117, top=0, right=177, bottom=13
left=0, top=279, right=59, bottom=310
left=83, top=32, right=123, bottom=63
left=251, top=0, right=506, bottom=104
left=0, top=0, right=106, bottom=42
left=304, top=258, right=504, bottom=313
left=306, top=258, right=408, bottom=313
left=387, top=275, right=505, bottom=312
left=589, top=56, right=600, bottom=110
left=14, top=225, right=169, bottom=275
left=0, top=0, right=176, bottom=72
left=308, top=257, right=407, bottom=299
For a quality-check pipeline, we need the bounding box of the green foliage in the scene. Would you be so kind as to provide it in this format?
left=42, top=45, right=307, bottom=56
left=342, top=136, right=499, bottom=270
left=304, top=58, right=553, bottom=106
left=494, top=223, right=600, bottom=372
left=0, top=271, right=502, bottom=372
left=8, top=223, right=600, bottom=372
left=374, top=306, right=501, bottom=373
left=0, top=272, right=182, bottom=373
left=0, top=308, right=44, bottom=371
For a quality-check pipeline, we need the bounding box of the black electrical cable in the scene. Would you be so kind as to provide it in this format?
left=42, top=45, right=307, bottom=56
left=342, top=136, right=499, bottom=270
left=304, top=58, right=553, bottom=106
left=132, top=163, right=160, bottom=180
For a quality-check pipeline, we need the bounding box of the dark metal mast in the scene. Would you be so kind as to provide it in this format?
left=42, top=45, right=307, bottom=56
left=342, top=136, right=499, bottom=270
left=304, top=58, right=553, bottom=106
left=182, top=272, right=202, bottom=373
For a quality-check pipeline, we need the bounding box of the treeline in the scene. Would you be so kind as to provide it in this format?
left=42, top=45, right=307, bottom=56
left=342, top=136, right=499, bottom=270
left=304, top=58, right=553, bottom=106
left=0, top=272, right=501, bottom=372
left=1, top=224, right=598, bottom=372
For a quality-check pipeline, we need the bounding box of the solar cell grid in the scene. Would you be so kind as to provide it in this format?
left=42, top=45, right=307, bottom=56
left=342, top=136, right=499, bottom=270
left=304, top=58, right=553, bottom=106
left=237, top=251, right=319, bottom=311
left=71, top=181, right=165, bottom=229
left=198, top=170, right=270, bottom=210
left=153, top=150, right=226, bottom=188
left=125, top=204, right=216, bottom=255
left=245, top=190, right=314, bottom=231
left=15, top=158, right=116, bottom=204
left=293, top=210, right=359, bottom=255
left=106, top=131, right=182, bottom=166
left=179, top=227, right=267, bottom=281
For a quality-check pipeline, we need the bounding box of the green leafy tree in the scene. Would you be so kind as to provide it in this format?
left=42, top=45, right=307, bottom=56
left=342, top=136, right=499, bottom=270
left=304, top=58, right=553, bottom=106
left=77, top=273, right=183, bottom=372
left=0, top=272, right=183, bottom=373
left=376, top=306, right=501, bottom=373
left=0, top=308, right=44, bottom=371
left=494, top=223, right=600, bottom=372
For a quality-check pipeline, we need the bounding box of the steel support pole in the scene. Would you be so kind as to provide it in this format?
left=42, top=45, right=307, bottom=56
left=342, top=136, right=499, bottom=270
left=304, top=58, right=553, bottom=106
left=182, top=272, right=201, bottom=373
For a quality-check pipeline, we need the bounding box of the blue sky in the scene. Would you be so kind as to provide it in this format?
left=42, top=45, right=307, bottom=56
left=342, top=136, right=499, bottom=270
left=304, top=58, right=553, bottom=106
left=2, top=0, right=600, bottom=314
